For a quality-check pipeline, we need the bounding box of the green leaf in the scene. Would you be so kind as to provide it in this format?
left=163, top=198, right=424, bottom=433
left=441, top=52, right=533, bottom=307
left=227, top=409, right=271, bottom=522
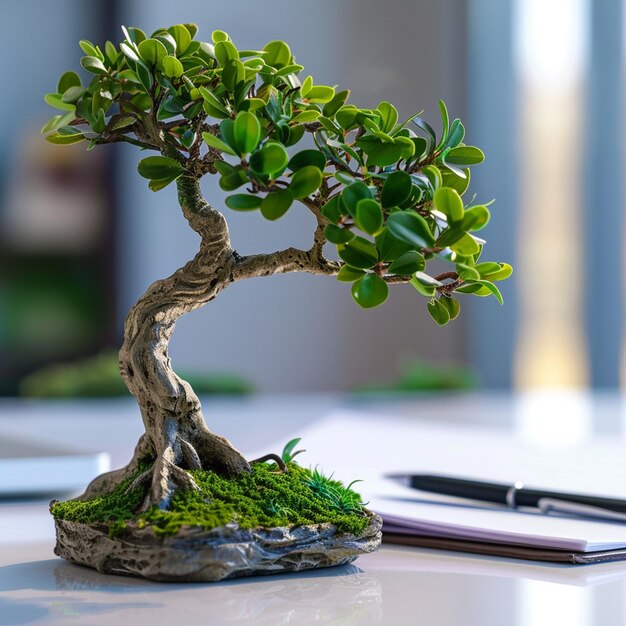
left=351, top=273, right=388, bottom=308
left=180, top=128, right=195, bottom=149
left=225, top=194, right=262, bottom=211
left=134, top=61, right=154, bottom=92
left=462, top=205, right=490, bottom=231
left=105, top=40, right=119, bottom=65
left=45, top=131, right=85, bottom=145
left=41, top=112, right=75, bottom=134
left=137, top=156, right=184, bottom=180
left=148, top=175, right=179, bottom=192
left=304, top=85, right=335, bottom=104
left=291, top=110, right=321, bottom=123
left=61, top=86, right=85, bottom=104
left=215, top=40, right=239, bottom=66
left=199, top=86, right=230, bottom=118
left=44, top=93, right=75, bottom=112
left=471, top=280, right=504, bottom=304
left=137, top=38, right=167, bottom=67
left=427, top=299, right=450, bottom=325
left=323, top=90, right=350, bottom=117
left=249, top=141, right=289, bottom=176
left=357, top=137, right=403, bottom=167
left=355, top=198, right=383, bottom=235
left=413, top=116, right=436, bottom=150
left=337, top=237, right=379, bottom=269
left=451, top=233, right=481, bottom=256
left=376, top=227, right=415, bottom=262
left=387, top=211, right=435, bottom=248
left=57, top=71, right=81, bottom=94
left=111, top=115, right=136, bottom=131
left=239, top=98, right=266, bottom=113
left=422, top=165, right=443, bottom=190
left=376, top=101, right=398, bottom=133
left=281, top=437, right=303, bottom=463
left=263, top=40, right=291, bottom=68
left=184, top=23, right=198, bottom=39
left=91, top=108, right=106, bottom=134
left=321, top=194, right=343, bottom=223
left=441, top=167, right=471, bottom=196
left=455, top=262, right=480, bottom=281
left=289, top=165, right=322, bottom=198
left=120, top=42, right=140, bottom=63
left=479, top=262, right=512, bottom=282
left=233, top=111, right=261, bottom=155
left=288, top=150, right=326, bottom=172
left=80, top=56, right=108, bottom=75
left=475, top=261, right=501, bottom=276
left=260, top=190, right=293, bottom=220
left=409, top=276, right=436, bottom=297
left=438, top=100, right=450, bottom=147
left=381, top=171, right=412, bottom=208
left=394, top=136, right=416, bottom=159
left=414, top=271, right=443, bottom=287
left=219, top=118, right=237, bottom=150
left=387, top=250, right=425, bottom=275
left=439, top=296, right=461, bottom=320
left=436, top=226, right=466, bottom=248
left=337, top=266, right=365, bottom=282
left=122, top=26, right=146, bottom=45
left=212, top=30, right=229, bottom=43
left=274, top=63, right=304, bottom=77
left=335, top=106, right=359, bottom=130
left=341, top=182, right=371, bottom=217
left=167, top=24, right=192, bottom=55
left=79, top=40, right=102, bottom=59
left=223, top=58, right=246, bottom=91
left=445, top=119, right=465, bottom=149
left=325, top=224, right=355, bottom=244
left=446, top=146, right=485, bottom=166
left=162, top=55, right=184, bottom=78
left=219, top=168, right=247, bottom=191
left=202, top=131, right=237, bottom=155
left=434, top=187, right=464, bottom=224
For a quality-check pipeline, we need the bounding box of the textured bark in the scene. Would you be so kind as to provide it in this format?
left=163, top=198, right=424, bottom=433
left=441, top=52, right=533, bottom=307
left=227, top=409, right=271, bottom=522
left=81, top=177, right=250, bottom=509
left=78, top=175, right=343, bottom=510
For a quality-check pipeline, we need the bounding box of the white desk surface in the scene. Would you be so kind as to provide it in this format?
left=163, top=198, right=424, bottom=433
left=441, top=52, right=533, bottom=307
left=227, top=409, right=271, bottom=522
left=2, top=391, right=626, bottom=626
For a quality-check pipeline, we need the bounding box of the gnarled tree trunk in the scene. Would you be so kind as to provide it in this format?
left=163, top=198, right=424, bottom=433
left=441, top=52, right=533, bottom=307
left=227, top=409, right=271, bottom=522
left=78, top=173, right=340, bottom=510
left=80, top=177, right=250, bottom=509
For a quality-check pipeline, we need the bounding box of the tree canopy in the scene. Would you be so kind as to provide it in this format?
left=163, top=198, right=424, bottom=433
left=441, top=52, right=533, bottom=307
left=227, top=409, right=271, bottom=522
left=43, top=23, right=511, bottom=322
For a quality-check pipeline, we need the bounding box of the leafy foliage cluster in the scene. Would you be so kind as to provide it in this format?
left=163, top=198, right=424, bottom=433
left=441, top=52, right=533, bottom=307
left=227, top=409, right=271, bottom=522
left=51, top=447, right=369, bottom=537
left=43, top=23, right=511, bottom=323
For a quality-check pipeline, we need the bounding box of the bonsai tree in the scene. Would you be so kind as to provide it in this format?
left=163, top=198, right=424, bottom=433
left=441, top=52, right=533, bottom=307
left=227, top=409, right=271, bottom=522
left=43, top=24, right=511, bottom=513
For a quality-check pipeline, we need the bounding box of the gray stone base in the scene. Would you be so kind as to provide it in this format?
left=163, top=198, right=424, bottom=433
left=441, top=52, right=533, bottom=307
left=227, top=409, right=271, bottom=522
left=53, top=514, right=383, bottom=582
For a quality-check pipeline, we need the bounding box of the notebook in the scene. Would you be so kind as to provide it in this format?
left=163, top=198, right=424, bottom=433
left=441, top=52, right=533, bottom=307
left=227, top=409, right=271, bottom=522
left=250, top=410, right=626, bottom=564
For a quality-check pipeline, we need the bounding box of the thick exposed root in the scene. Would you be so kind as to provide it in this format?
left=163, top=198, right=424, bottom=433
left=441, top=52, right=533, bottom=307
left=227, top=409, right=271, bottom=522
left=75, top=428, right=250, bottom=511
left=146, top=450, right=201, bottom=510
left=76, top=434, right=153, bottom=501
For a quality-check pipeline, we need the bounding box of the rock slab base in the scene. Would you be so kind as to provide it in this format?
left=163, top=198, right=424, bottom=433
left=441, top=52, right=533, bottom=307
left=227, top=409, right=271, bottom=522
left=53, top=514, right=383, bottom=582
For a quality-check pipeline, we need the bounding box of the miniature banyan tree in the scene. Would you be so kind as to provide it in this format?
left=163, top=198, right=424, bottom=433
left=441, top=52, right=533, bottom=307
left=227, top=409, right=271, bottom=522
left=43, top=24, right=511, bottom=580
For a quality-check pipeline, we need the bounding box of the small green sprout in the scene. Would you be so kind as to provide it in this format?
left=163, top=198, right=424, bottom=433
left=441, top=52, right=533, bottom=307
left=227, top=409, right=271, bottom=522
left=281, top=437, right=306, bottom=463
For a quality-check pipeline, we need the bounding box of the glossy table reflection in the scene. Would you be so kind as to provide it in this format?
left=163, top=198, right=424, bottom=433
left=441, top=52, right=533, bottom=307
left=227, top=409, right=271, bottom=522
left=2, top=392, right=626, bottom=626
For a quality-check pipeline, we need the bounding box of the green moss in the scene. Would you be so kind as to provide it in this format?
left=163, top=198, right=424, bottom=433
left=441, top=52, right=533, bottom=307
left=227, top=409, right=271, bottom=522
left=51, top=463, right=370, bottom=537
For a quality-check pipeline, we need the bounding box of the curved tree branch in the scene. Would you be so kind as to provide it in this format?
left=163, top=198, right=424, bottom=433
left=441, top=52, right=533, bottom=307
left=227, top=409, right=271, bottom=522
left=232, top=247, right=340, bottom=282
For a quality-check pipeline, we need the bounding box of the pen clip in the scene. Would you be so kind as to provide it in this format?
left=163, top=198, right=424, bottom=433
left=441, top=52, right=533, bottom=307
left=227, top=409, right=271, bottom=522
left=538, top=498, right=626, bottom=523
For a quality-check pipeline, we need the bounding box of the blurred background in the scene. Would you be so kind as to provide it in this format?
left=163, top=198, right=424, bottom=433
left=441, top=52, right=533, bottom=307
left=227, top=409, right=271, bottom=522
left=0, top=0, right=622, bottom=397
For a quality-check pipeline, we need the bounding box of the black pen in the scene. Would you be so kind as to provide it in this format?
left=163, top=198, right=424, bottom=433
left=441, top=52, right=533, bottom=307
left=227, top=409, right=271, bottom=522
left=386, top=474, right=626, bottom=522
